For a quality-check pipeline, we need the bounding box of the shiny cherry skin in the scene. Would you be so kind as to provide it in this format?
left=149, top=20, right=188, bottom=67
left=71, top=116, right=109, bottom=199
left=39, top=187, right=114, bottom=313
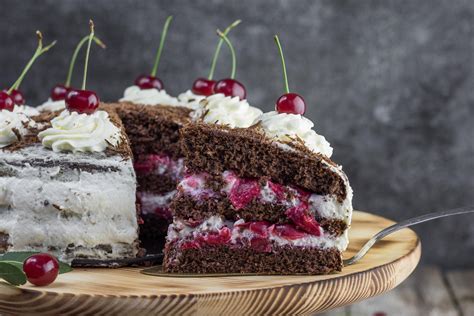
left=276, top=93, right=306, bottom=115
left=23, top=253, right=59, bottom=286
left=9, top=89, right=25, bottom=105
left=191, top=78, right=216, bottom=96
left=2, top=89, right=25, bottom=105
left=50, top=84, right=70, bottom=101
left=0, top=92, right=14, bottom=111
left=214, top=78, right=246, bottom=100
left=66, top=89, right=100, bottom=114
left=134, top=74, right=163, bottom=90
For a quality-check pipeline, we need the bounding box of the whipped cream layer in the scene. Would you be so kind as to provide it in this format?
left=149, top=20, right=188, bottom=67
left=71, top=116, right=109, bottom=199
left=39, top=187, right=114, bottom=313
left=0, top=106, right=35, bottom=148
left=120, top=85, right=181, bottom=106
left=177, top=90, right=206, bottom=111
left=0, top=144, right=139, bottom=263
left=178, top=170, right=352, bottom=223
left=138, top=191, right=175, bottom=218
left=38, top=110, right=122, bottom=153
left=37, top=98, right=66, bottom=112
left=167, top=215, right=349, bottom=251
left=201, top=93, right=263, bottom=128
left=255, top=111, right=333, bottom=157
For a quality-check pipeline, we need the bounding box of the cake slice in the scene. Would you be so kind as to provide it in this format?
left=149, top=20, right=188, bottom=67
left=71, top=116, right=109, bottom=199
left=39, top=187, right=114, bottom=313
left=163, top=101, right=352, bottom=274
left=0, top=105, right=140, bottom=264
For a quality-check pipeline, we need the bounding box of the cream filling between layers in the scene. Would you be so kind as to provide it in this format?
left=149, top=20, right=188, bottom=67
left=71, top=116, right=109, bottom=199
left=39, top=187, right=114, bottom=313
left=167, top=216, right=349, bottom=251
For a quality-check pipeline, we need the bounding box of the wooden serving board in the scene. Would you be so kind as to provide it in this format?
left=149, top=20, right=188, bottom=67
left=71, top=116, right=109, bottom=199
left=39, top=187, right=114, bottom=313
left=0, top=211, right=421, bottom=315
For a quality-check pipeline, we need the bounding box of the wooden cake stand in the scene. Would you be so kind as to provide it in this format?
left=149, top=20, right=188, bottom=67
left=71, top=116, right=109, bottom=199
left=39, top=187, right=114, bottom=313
left=0, top=211, right=421, bottom=315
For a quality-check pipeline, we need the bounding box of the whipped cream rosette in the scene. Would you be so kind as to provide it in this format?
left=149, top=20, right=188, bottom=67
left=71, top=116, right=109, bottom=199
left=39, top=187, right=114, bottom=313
left=0, top=106, right=35, bottom=148
left=38, top=110, right=122, bottom=153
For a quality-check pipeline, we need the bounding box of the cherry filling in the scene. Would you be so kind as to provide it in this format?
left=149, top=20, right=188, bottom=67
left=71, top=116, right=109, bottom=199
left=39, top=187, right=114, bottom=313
left=177, top=170, right=323, bottom=233
left=174, top=219, right=320, bottom=253
left=134, top=154, right=184, bottom=179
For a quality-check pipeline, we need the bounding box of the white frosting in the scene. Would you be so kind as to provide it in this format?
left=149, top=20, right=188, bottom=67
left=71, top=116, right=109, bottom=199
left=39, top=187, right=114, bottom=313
left=255, top=111, right=333, bottom=157
left=0, top=106, right=33, bottom=148
left=37, top=98, right=66, bottom=112
left=177, top=90, right=206, bottom=110
left=120, top=85, right=180, bottom=106
left=14, top=104, right=40, bottom=117
left=38, top=110, right=122, bottom=153
left=201, top=93, right=263, bottom=128
left=0, top=144, right=139, bottom=263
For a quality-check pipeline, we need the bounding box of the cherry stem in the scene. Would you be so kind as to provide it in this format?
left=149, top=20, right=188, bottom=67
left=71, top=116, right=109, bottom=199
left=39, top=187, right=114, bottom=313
left=217, top=30, right=236, bottom=80
left=8, top=31, right=56, bottom=93
left=151, top=15, right=173, bottom=77
left=207, top=20, right=241, bottom=80
left=274, top=35, right=290, bottom=94
left=65, top=35, right=106, bottom=87
left=82, top=20, right=95, bottom=90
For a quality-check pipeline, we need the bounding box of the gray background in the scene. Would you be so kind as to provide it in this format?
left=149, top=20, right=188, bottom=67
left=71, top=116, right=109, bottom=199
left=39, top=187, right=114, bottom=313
left=1, top=0, right=473, bottom=268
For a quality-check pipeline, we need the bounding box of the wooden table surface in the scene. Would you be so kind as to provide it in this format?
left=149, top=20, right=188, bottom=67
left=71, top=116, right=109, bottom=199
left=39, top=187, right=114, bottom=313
left=321, top=265, right=473, bottom=316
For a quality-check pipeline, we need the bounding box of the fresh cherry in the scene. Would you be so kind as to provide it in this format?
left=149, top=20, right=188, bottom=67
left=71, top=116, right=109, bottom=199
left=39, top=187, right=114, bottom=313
left=9, top=89, right=25, bottom=105
left=214, top=79, right=246, bottom=100
left=192, top=20, right=241, bottom=96
left=0, top=92, right=14, bottom=111
left=64, top=21, right=100, bottom=115
left=23, top=253, right=59, bottom=286
left=66, top=89, right=100, bottom=114
left=135, top=75, right=163, bottom=90
left=50, top=84, right=70, bottom=101
left=274, top=35, right=307, bottom=115
left=135, top=16, right=173, bottom=91
left=192, top=78, right=216, bottom=96
left=276, top=92, right=306, bottom=115
left=214, top=30, right=247, bottom=99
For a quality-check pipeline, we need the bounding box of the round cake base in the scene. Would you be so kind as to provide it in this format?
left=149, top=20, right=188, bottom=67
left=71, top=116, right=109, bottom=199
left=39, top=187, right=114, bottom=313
left=0, top=211, right=421, bottom=315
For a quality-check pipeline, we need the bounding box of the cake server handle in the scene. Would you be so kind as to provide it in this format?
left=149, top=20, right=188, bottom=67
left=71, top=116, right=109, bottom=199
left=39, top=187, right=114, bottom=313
left=343, top=206, right=474, bottom=266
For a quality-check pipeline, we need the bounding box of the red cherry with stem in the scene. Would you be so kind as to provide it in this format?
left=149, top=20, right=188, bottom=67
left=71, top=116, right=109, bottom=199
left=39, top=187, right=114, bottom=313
left=50, top=35, right=106, bottom=101
left=135, top=16, right=173, bottom=90
left=0, top=92, right=14, bottom=111
left=23, top=253, right=59, bottom=286
left=6, top=31, right=56, bottom=106
left=191, top=20, right=241, bottom=96
left=50, top=84, right=70, bottom=101
left=274, top=35, right=306, bottom=115
left=192, top=78, right=215, bottom=96
left=134, top=74, right=163, bottom=90
left=214, top=29, right=247, bottom=99
left=66, top=20, right=100, bottom=114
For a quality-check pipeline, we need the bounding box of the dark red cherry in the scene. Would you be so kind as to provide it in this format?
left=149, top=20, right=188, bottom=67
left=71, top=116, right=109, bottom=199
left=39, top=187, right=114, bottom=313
left=23, top=253, right=59, bottom=286
left=134, top=75, right=163, bottom=90
left=214, top=78, right=246, bottom=100
left=2, top=89, right=25, bottom=106
left=50, top=84, right=70, bottom=101
left=66, top=89, right=100, bottom=114
left=191, top=78, right=216, bottom=96
left=0, top=92, right=14, bottom=111
left=10, top=89, right=25, bottom=105
left=276, top=93, right=306, bottom=115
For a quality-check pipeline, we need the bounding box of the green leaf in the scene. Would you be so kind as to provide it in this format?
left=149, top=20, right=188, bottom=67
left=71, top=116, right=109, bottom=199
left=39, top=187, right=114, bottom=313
left=58, top=262, right=73, bottom=274
left=0, top=251, right=38, bottom=262
left=0, top=261, right=27, bottom=286
left=0, top=251, right=73, bottom=274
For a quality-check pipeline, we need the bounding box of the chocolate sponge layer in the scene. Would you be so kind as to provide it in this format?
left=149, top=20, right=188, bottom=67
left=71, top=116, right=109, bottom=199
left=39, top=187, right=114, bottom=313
left=113, top=102, right=191, bottom=159
left=163, top=242, right=342, bottom=275
left=180, top=123, right=347, bottom=202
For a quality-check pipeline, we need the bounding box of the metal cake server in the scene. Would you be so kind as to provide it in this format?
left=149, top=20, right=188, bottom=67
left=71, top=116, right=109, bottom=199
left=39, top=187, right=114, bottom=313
left=343, top=206, right=474, bottom=266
